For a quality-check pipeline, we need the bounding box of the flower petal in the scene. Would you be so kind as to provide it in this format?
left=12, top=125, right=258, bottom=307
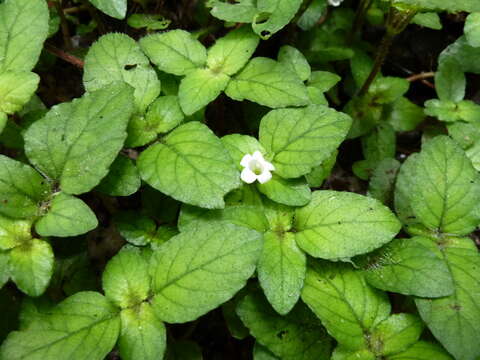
left=257, top=170, right=272, bottom=184
left=264, top=161, right=275, bottom=171
left=252, top=151, right=265, bottom=162
left=241, top=168, right=257, bottom=184
left=240, top=154, right=253, bottom=168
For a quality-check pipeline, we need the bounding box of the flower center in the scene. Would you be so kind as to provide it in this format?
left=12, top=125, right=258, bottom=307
left=248, top=159, right=264, bottom=175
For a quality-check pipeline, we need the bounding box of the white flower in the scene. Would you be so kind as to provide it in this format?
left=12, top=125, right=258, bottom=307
left=240, top=151, right=275, bottom=184
left=328, top=0, right=344, bottom=6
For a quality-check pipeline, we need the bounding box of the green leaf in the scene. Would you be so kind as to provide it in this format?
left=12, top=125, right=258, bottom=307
left=225, top=57, right=309, bottom=108
left=370, top=314, right=423, bottom=356
left=252, top=0, right=303, bottom=39
left=295, top=191, right=401, bottom=260
left=386, top=97, right=425, bottom=132
left=415, top=237, right=480, bottom=360
left=89, top=0, right=127, bottom=19
left=435, top=59, right=465, bottom=102
left=179, top=203, right=269, bottom=233
left=257, top=175, right=311, bottom=207
left=222, top=134, right=266, bottom=168
left=138, top=122, right=240, bottom=209
left=96, top=155, right=141, bottom=197
left=425, top=99, right=480, bottom=123
left=150, top=222, right=261, bottom=323
left=412, top=12, right=442, bottom=30
left=178, top=68, right=230, bottom=115
left=258, top=231, right=306, bottom=315
left=0, top=292, right=121, bottom=360
left=83, top=33, right=161, bottom=112
left=363, top=237, right=454, bottom=297
left=0, top=252, right=10, bottom=289
left=331, top=347, right=376, bottom=360
left=278, top=46, right=311, bottom=82
left=127, top=14, right=170, bottom=31
left=465, top=13, right=480, bottom=48
left=306, top=150, right=337, bottom=188
left=388, top=341, right=453, bottom=360
left=9, top=238, right=54, bottom=297
left=118, top=303, right=166, bottom=360
left=301, top=260, right=391, bottom=350
left=207, top=27, right=259, bottom=76
left=254, top=342, right=280, bottom=360
left=210, top=0, right=257, bottom=23
left=0, top=112, right=6, bottom=134
left=0, top=216, right=32, bottom=250
left=114, top=211, right=156, bottom=246
left=367, top=158, right=400, bottom=205
left=307, top=71, right=341, bottom=93
left=145, top=96, right=184, bottom=134
left=102, top=247, right=151, bottom=308
left=259, top=105, right=351, bottom=179
left=140, top=30, right=207, bottom=76
left=369, top=77, right=410, bottom=104
left=0, top=0, right=49, bottom=72
left=0, top=72, right=39, bottom=115
left=409, top=136, right=480, bottom=235
left=24, top=83, right=135, bottom=195
left=237, top=291, right=332, bottom=360
left=393, top=0, right=480, bottom=12
left=125, top=114, right=157, bottom=148
left=297, top=0, right=327, bottom=31
left=35, top=193, right=98, bottom=237
left=0, top=155, right=50, bottom=219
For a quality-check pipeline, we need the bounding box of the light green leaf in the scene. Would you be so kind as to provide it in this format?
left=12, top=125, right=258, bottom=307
left=35, top=193, right=98, bottom=237
left=0, top=215, right=32, bottom=250
left=127, top=13, right=170, bottom=31
left=388, top=341, right=453, bottom=360
left=102, top=247, right=150, bottom=308
left=237, top=291, right=332, bottom=360
left=367, top=158, right=400, bottom=205
left=0, top=292, right=121, bottom=360
left=425, top=99, right=480, bottom=123
left=0, top=0, right=49, bottom=72
left=393, top=0, right=480, bottom=12
left=295, top=191, right=401, bottom=260
left=225, top=57, right=309, bottom=108
left=210, top=0, right=257, bottom=23
left=0, top=112, right=6, bottom=134
left=140, top=30, right=207, bottom=76
left=331, top=347, right=375, bottom=360
left=83, top=33, right=161, bottom=112
left=435, top=59, right=465, bottom=102
left=306, top=150, right=337, bottom=188
left=9, top=238, right=54, bottom=297
left=96, top=155, right=141, bottom=197
left=89, top=0, right=127, bottom=19
left=409, top=136, right=480, bottom=235
left=207, top=27, right=259, bottom=76
left=0, top=252, right=9, bottom=288
left=150, top=222, right=261, bottom=323
left=386, top=97, right=425, bottom=132
left=179, top=204, right=269, bottom=233
left=138, top=121, right=240, bottom=209
left=0, top=72, right=39, bottom=115
left=258, top=231, right=306, bottom=315
left=412, top=12, right=442, bottom=30
left=278, top=46, right=311, bottom=82
left=257, top=175, right=311, bottom=207
left=125, top=114, right=157, bottom=148
left=222, top=134, right=266, bottom=168
left=415, top=237, right=480, bottom=360
left=178, top=68, right=230, bottom=115
left=465, top=13, right=480, bottom=48
left=24, top=83, right=135, bottom=195
left=370, top=314, right=423, bottom=356
left=118, top=303, right=166, bottom=360
left=252, top=0, right=303, bottom=39
left=301, top=261, right=391, bottom=350
left=145, top=96, right=184, bottom=134
left=0, top=155, right=50, bottom=219
left=114, top=211, right=156, bottom=246
left=259, top=105, right=351, bottom=178
left=363, top=237, right=454, bottom=297
left=308, top=71, right=341, bottom=93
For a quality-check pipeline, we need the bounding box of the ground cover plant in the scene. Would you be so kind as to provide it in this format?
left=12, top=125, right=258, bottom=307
left=0, top=0, right=480, bottom=359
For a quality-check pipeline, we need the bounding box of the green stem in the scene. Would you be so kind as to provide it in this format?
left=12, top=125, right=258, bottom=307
left=349, top=0, right=373, bottom=43
left=358, top=6, right=417, bottom=97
